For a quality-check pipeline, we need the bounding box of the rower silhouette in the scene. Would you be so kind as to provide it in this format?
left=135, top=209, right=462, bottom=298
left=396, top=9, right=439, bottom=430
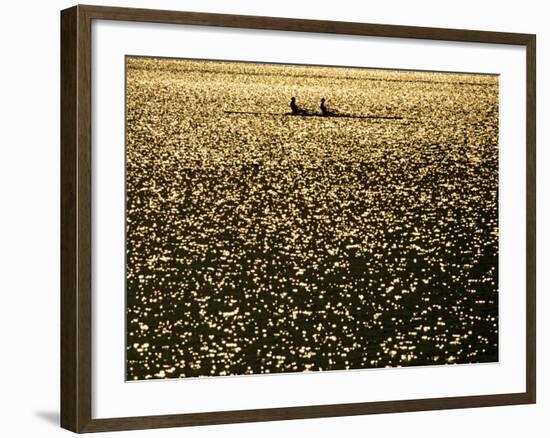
left=290, top=97, right=307, bottom=115
left=320, top=98, right=336, bottom=116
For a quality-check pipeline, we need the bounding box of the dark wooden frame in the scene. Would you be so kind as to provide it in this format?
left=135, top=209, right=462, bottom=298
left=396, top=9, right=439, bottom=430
left=61, top=4, right=536, bottom=433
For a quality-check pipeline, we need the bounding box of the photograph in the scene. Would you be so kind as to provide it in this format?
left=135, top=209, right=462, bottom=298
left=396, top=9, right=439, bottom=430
left=125, top=56, right=499, bottom=381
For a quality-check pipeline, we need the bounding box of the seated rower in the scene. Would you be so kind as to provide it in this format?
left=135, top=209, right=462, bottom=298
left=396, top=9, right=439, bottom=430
left=320, top=98, right=336, bottom=116
left=290, top=97, right=307, bottom=115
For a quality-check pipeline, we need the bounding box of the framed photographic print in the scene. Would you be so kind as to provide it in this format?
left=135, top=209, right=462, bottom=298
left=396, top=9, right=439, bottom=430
left=60, top=4, right=536, bottom=433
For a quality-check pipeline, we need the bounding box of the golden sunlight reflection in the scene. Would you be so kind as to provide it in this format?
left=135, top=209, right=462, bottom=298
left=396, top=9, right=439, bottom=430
left=125, top=57, right=499, bottom=380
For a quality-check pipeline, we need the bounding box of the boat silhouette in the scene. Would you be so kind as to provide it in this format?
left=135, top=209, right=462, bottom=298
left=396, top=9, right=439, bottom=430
left=224, top=97, right=404, bottom=119
left=223, top=110, right=403, bottom=120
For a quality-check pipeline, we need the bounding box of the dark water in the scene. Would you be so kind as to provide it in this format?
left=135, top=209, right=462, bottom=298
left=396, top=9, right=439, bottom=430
left=126, top=58, right=498, bottom=380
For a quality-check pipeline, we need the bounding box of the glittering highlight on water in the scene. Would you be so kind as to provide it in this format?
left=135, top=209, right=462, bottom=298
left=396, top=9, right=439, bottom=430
left=125, top=57, right=499, bottom=380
